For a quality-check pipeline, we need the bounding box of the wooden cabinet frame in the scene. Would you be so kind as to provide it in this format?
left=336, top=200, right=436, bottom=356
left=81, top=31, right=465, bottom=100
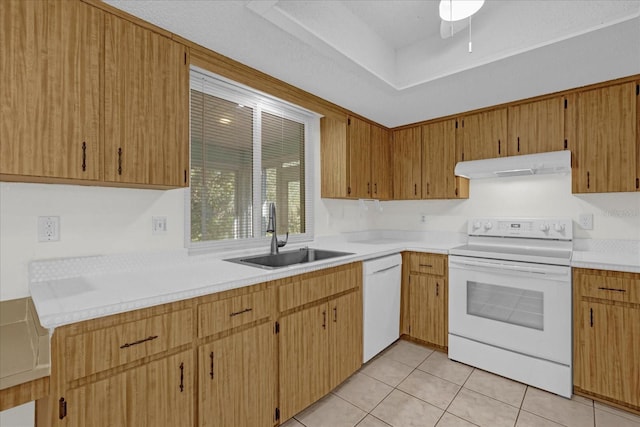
left=573, top=268, right=640, bottom=413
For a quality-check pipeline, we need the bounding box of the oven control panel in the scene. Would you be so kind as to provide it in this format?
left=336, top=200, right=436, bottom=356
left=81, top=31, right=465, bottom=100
left=468, top=217, right=572, bottom=240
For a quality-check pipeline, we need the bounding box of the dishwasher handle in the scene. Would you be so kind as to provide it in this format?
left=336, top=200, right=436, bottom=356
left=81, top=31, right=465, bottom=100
left=370, top=264, right=400, bottom=275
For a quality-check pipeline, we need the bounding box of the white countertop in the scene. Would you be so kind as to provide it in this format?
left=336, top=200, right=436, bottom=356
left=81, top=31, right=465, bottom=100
left=28, top=232, right=639, bottom=331
left=29, top=232, right=462, bottom=330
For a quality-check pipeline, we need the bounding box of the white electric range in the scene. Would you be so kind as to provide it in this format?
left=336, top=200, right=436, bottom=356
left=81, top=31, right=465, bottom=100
left=448, top=217, right=573, bottom=397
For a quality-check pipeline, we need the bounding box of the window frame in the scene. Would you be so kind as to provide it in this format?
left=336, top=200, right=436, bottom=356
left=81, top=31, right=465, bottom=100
left=186, top=66, right=317, bottom=253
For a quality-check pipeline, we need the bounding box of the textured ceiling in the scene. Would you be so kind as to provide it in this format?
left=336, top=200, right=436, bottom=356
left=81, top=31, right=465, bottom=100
left=105, top=0, right=640, bottom=127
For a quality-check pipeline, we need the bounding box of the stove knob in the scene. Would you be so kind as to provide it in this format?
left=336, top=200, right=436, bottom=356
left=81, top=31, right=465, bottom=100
left=483, top=222, right=493, bottom=230
left=472, top=221, right=481, bottom=230
left=540, top=224, right=550, bottom=232
left=554, top=223, right=566, bottom=232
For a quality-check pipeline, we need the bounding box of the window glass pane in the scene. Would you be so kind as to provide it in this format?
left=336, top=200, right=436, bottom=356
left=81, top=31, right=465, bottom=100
left=188, top=67, right=314, bottom=250
left=190, top=89, right=253, bottom=242
left=261, top=111, right=305, bottom=236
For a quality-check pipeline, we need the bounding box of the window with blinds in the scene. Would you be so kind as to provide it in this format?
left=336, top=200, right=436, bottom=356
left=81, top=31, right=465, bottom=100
left=189, top=67, right=315, bottom=249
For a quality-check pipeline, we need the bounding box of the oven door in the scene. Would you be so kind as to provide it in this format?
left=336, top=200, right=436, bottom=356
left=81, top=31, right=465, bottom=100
left=448, top=255, right=571, bottom=365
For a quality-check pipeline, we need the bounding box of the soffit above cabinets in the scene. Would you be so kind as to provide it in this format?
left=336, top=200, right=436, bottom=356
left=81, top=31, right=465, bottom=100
left=104, top=1, right=640, bottom=127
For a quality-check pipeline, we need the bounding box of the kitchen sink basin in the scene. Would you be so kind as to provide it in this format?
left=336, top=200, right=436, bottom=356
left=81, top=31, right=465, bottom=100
left=225, top=247, right=354, bottom=269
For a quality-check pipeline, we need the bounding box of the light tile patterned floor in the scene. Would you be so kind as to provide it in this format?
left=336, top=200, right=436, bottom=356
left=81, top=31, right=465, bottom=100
left=281, top=339, right=640, bottom=427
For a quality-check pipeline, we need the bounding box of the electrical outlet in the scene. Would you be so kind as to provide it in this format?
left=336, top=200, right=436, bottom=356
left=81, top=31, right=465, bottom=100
left=38, top=216, right=60, bottom=242
left=579, top=213, right=593, bottom=230
left=420, top=214, right=427, bottom=223
left=152, top=216, right=167, bottom=235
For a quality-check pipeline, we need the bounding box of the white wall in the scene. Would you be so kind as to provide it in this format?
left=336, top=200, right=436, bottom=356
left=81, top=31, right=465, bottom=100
left=0, top=183, right=186, bottom=300
left=316, top=173, right=640, bottom=240
left=2, top=165, right=640, bottom=301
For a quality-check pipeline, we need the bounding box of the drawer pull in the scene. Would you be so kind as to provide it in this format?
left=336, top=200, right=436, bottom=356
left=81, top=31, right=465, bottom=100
left=59, top=397, right=67, bottom=420
left=120, top=335, right=158, bottom=349
left=322, top=310, right=327, bottom=329
left=436, top=282, right=439, bottom=297
left=333, top=306, right=337, bottom=323
left=117, top=147, right=123, bottom=175
left=179, top=362, right=184, bottom=392
left=81, top=142, right=87, bottom=171
left=597, top=287, right=626, bottom=293
left=210, top=352, right=214, bottom=379
left=419, top=264, right=433, bottom=268
left=229, top=307, right=253, bottom=317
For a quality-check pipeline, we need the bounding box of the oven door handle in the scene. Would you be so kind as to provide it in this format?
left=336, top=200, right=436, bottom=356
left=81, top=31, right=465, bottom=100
left=450, top=258, right=560, bottom=275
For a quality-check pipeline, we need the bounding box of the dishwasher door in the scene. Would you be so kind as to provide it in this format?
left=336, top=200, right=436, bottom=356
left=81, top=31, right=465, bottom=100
left=363, top=254, right=402, bottom=363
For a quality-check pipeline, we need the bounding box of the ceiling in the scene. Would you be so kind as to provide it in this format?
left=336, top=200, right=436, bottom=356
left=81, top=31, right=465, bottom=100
left=105, top=0, right=640, bottom=128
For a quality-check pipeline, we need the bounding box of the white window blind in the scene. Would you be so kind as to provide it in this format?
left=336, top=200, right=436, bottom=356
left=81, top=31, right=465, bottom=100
left=188, top=67, right=315, bottom=250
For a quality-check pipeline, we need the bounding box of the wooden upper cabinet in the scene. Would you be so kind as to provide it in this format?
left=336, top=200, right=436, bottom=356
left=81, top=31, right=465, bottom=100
left=458, top=108, right=507, bottom=161
left=320, top=116, right=349, bottom=198
left=370, top=124, right=393, bottom=199
left=0, top=0, right=102, bottom=181
left=393, top=127, right=422, bottom=199
left=348, top=116, right=372, bottom=198
left=508, top=97, right=565, bottom=155
left=571, top=82, right=637, bottom=193
left=104, top=15, right=189, bottom=187
left=321, top=116, right=392, bottom=200
left=422, top=119, right=468, bottom=199
left=637, top=80, right=639, bottom=192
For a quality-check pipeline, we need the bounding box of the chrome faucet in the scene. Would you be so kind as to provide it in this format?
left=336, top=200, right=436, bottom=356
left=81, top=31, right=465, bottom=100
left=266, top=202, right=288, bottom=255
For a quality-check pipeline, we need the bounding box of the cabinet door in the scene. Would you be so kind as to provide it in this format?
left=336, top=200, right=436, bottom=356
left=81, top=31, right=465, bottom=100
left=279, top=303, right=329, bottom=422
left=576, top=302, right=640, bottom=407
left=348, top=116, right=372, bottom=198
left=572, top=82, right=637, bottom=193
left=104, top=14, right=188, bottom=187
left=458, top=108, right=507, bottom=161
left=508, top=97, right=564, bottom=155
left=409, top=274, right=447, bottom=347
left=393, top=127, right=422, bottom=200
left=65, top=350, right=193, bottom=427
left=371, top=125, right=392, bottom=199
left=422, top=119, right=467, bottom=199
left=328, top=291, right=362, bottom=389
left=0, top=0, right=101, bottom=180
left=199, top=323, right=276, bottom=427
left=637, top=80, right=639, bottom=192
left=320, top=116, right=349, bottom=198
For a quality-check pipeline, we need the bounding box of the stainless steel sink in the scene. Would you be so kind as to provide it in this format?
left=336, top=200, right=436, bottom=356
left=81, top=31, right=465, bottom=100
left=225, top=247, right=354, bottom=269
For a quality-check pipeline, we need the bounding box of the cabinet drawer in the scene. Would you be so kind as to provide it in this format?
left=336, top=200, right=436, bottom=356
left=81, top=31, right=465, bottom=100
left=65, top=309, right=193, bottom=381
left=279, top=264, right=360, bottom=312
left=198, top=289, right=274, bottom=338
left=409, top=253, right=446, bottom=276
left=577, top=272, right=640, bottom=304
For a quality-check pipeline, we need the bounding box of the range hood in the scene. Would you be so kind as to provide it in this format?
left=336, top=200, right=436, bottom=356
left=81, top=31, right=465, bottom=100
left=455, top=150, right=571, bottom=179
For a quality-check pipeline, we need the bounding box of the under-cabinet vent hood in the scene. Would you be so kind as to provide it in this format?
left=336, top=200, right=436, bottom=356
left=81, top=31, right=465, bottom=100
left=455, top=150, right=571, bottom=179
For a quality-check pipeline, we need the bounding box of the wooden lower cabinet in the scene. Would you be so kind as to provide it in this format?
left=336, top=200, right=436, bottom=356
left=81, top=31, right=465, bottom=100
left=328, top=291, right=363, bottom=389
left=42, top=265, right=363, bottom=426
left=403, top=252, right=448, bottom=348
left=573, top=268, right=640, bottom=411
left=408, top=274, right=447, bottom=347
left=198, top=322, right=277, bottom=427
left=279, top=303, right=330, bottom=422
left=278, top=263, right=363, bottom=422
left=64, top=350, right=194, bottom=427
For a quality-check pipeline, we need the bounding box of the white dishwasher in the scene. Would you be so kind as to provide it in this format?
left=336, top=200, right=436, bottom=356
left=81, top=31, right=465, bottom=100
left=362, top=254, right=402, bottom=363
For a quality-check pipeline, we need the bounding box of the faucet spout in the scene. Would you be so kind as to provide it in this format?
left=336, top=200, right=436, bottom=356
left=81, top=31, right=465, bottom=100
left=268, top=203, right=277, bottom=254
left=267, top=202, right=287, bottom=255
